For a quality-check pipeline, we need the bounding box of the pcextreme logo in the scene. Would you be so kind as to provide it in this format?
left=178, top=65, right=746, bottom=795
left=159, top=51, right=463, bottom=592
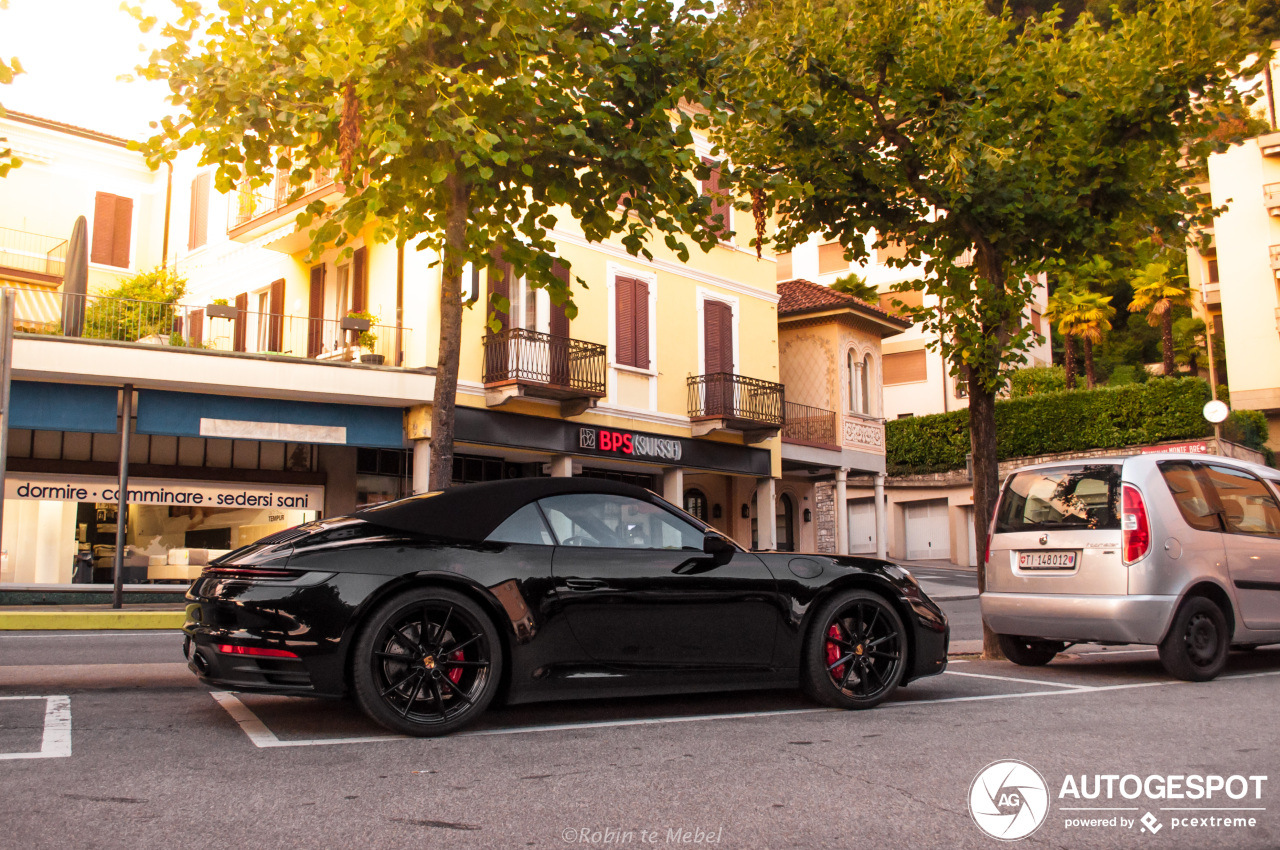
left=969, top=760, right=1051, bottom=841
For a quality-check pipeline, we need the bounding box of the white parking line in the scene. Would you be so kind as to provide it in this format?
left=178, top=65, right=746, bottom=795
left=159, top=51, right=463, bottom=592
left=211, top=668, right=1280, bottom=749
left=0, top=696, right=71, bottom=760
left=0, top=632, right=180, bottom=639
left=944, top=670, right=1087, bottom=690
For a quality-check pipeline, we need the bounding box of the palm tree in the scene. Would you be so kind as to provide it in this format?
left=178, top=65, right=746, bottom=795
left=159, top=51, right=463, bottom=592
left=1068, top=289, right=1115, bottom=389
left=1130, top=260, right=1191, bottom=376
left=1044, top=286, right=1080, bottom=390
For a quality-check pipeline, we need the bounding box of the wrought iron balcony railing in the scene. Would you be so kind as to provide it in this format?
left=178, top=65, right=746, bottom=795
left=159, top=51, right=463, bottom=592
left=687, top=372, right=785, bottom=427
left=0, top=227, right=68, bottom=280
left=5, top=288, right=410, bottom=366
left=782, top=401, right=838, bottom=449
left=482, top=327, right=606, bottom=396
left=229, top=168, right=336, bottom=230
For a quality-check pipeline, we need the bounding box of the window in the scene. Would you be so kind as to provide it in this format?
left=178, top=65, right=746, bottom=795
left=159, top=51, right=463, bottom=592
left=91, top=192, right=133, bottom=268
left=878, top=290, right=923, bottom=315
left=1030, top=309, right=1043, bottom=335
left=776, top=251, right=793, bottom=282
left=875, top=238, right=908, bottom=264
left=996, top=465, right=1122, bottom=532
left=538, top=494, right=704, bottom=550
left=255, top=289, right=271, bottom=351
left=848, top=351, right=871, bottom=414
left=614, top=275, right=651, bottom=369
left=1201, top=464, right=1280, bottom=538
left=700, top=158, right=730, bottom=240
left=486, top=503, right=555, bottom=546
left=776, top=493, right=795, bottom=552
left=684, top=489, right=708, bottom=522
left=1207, top=259, right=1219, bottom=284
left=188, top=172, right=210, bottom=250
left=817, top=242, right=848, bottom=275
left=1158, top=461, right=1223, bottom=533
left=861, top=353, right=873, bottom=414
left=848, top=351, right=858, bottom=413
left=882, top=350, right=927, bottom=385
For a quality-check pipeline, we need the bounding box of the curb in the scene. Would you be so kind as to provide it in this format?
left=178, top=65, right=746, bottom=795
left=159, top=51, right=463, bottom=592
left=0, top=611, right=186, bottom=630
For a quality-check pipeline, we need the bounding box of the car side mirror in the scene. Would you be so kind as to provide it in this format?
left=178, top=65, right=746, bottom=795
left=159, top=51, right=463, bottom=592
left=703, top=533, right=735, bottom=563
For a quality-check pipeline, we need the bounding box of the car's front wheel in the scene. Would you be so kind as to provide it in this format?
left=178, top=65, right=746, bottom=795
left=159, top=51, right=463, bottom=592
left=997, top=635, right=1064, bottom=667
left=1158, top=596, right=1229, bottom=682
left=802, top=589, right=906, bottom=710
left=352, top=586, right=502, bottom=736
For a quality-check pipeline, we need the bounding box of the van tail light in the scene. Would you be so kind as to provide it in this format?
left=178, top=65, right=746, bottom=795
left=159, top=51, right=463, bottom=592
left=1121, top=484, right=1150, bottom=564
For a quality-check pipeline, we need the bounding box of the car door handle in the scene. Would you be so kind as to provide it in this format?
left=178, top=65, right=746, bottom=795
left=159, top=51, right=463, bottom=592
left=563, top=579, right=606, bottom=592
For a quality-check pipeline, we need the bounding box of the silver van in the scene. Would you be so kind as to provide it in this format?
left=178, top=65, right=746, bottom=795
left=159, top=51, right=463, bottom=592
left=981, top=453, right=1280, bottom=680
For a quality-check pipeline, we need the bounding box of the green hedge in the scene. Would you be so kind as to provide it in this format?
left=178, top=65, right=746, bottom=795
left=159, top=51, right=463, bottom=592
left=886, top=377, right=1213, bottom=473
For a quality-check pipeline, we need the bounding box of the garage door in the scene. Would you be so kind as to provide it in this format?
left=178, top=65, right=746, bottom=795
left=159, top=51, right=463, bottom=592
left=904, top=500, right=950, bottom=561
left=848, top=499, right=876, bottom=554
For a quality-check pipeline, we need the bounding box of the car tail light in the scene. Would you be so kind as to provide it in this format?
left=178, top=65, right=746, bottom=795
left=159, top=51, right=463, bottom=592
left=215, top=644, right=299, bottom=659
left=1121, top=484, right=1150, bottom=564
left=202, top=567, right=301, bottom=580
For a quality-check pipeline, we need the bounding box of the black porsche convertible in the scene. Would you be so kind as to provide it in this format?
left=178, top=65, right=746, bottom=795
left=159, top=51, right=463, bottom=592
left=183, top=477, right=948, bottom=736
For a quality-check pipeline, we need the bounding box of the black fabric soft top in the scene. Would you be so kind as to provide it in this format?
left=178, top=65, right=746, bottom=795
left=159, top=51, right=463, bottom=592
left=354, top=477, right=666, bottom=542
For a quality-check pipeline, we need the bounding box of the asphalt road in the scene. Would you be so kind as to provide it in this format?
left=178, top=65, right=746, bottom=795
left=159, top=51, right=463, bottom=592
left=2, top=629, right=1278, bottom=849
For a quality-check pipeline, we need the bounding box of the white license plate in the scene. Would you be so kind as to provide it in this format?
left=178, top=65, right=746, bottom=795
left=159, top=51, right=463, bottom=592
left=1018, top=550, right=1078, bottom=570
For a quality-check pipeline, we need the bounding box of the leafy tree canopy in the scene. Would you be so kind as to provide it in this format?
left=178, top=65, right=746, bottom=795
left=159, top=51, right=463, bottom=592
left=0, top=0, right=23, bottom=177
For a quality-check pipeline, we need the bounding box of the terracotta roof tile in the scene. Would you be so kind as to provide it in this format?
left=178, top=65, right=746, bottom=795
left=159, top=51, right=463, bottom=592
left=777, top=278, right=908, bottom=327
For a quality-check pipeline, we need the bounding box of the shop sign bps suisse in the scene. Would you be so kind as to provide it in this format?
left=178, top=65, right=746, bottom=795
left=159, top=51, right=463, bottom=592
left=579, top=427, right=682, bottom=462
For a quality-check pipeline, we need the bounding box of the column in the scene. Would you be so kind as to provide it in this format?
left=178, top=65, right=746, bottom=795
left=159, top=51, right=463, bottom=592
left=755, top=476, right=776, bottom=551
left=874, top=472, right=888, bottom=559
left=662, top=467, right=683, bottom=506
left=548, top=455, right=574, bottom=478
left=834, top=469, right=849, bottom=556
left=412, top=441, right=431, bottom=494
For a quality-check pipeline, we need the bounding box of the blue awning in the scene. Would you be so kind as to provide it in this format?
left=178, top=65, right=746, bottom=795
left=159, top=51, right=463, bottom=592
left=9, top=381, right=119, bottom=433
left=135, top=390, right=405, bottom=449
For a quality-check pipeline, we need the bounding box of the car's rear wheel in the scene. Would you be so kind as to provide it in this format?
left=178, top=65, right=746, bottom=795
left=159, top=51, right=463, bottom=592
left=997, top=634, right=1063, bottom=667
left=352, top=587, right=502, bottom=736
left=802, top=589, right=906, bottom=710
left=1158, top=596, right=1229, bottom=682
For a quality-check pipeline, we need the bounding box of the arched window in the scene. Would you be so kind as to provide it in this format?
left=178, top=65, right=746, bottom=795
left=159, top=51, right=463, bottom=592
left=683, top=488, right=708, bottom=522
left=861, top=353, right=873, bottom=415
left=776, top=493, right=796, bottom=552
left=848, top=350, right=862, bottom=413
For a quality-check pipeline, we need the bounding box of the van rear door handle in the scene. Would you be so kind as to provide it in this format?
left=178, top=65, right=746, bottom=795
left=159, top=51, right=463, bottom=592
left=564, top=578, right=606, bottom=592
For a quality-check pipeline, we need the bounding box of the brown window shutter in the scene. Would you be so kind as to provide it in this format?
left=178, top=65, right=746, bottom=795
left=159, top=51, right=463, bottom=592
left=705, top=300, right=733, bottom=374
left=634, top=278, right=650, bottom=369
left=351, top=247, right=367, bottom=314
left=268, top=278, right=285, bottom=351
left=615, top=276, right=636, bottom=367
left=882, top=350, right=928, bottom=385
left=91, top=192, right=116, bottom=265
left=307, top=265, right=326, bottom=357
left=549, top=259, right=572, bottom=385
left=549, top=258, right=571, bottom=338
left=879, top=289, right=923, bottom=315
left=188, top=173, right=210, bottom=250
left=701, top=157, right=729, bottom=239
left=111, top=195, right=133, bottom=268
left=233, top=292, right=249, bottom=352
left=189, top=309, right=204, bottom=346
left=817, top=242, right=848, bottom=275
left=488, top=246, right=511, bottom=333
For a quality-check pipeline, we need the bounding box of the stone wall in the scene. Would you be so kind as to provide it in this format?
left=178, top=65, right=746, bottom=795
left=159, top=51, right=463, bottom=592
left=814, top=481, right=836, bottom=553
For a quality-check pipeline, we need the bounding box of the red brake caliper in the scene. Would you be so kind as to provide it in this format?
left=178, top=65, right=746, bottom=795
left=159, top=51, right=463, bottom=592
left=826, top=624, right=845, bottom=680
left=447, top=649, right=464, bottom=684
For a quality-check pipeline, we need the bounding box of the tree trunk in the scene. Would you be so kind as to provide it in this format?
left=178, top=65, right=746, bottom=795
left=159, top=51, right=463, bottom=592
left=1063, top=333, right=1077, bottom=390
left=1161, top=309, right=1175, bottom=376
left=428, top=172, right=470, bottom=490
left=1083, top=336, right=1095, bottom=389
left=967, top=369, right=1002, bottom=660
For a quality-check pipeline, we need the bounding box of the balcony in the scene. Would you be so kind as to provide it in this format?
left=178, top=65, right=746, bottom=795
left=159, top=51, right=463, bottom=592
left=1260, top=132, right=1280, bottom=158
left=482, top=328, right=606, bottom=416
left=0, top=228, right=67, bottom=284
left=1271, top=244, right=1280, bottom=272
left=782, top=401, right=838, bottom=450
left=5, top=289, right=411, bottom=367
left=1201, top=281, right=1221, bottom=306
left=687, top=373, right=784, bottom=444
left=227, top=169, right=338, bottom=244
left=1266, top=182, right=1280, bottom=216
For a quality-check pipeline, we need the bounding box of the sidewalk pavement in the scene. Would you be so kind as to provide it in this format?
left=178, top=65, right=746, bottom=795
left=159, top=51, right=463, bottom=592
left=0, top=604, right=185, bottom=630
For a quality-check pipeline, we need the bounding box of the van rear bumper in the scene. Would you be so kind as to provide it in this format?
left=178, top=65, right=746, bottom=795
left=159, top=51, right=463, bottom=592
left=980, top=592, right=1177, bottom=645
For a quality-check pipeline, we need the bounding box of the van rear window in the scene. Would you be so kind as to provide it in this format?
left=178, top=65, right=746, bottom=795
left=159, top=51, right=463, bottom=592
left=995, top=465, right=1121, bottom=532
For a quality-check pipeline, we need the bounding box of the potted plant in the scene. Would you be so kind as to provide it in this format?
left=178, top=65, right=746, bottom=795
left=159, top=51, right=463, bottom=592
left=345, top=310, right=383, bottom=364
left=206, top=297, right=238, bottom=320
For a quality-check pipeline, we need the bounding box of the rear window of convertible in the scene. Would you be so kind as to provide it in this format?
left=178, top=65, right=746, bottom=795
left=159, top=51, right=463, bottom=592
left=995, top=465, right=1121, bottom=532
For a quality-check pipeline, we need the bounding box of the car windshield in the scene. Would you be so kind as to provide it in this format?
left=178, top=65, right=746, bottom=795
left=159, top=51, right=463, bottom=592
left=995, top=465, right=1121, bottom=532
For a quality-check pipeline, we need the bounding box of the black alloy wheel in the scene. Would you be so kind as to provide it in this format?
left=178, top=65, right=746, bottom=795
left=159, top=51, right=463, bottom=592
left=997, top=634, right=1064, bottom=667
left=1158, top=596, right=1229, bottom=682
left=352, top=587, right=502, bottom=736
left=802, top=589, right=906, bottom=710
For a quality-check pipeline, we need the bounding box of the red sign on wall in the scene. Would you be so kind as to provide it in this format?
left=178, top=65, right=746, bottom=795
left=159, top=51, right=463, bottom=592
left=1139, top=442, right=1209, bottom=455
